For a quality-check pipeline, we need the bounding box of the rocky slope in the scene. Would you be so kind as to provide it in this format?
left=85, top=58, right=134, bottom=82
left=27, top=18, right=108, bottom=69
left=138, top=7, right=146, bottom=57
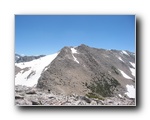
left=15, top=85, right=135, bottom=106
left=37, top=44, right=135, bottom=98
left=15, top=44, right=136, bottom=105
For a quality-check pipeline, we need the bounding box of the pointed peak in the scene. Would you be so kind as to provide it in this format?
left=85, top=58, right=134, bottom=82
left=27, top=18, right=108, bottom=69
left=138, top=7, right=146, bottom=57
left=79, top=44, right=89, bottom=47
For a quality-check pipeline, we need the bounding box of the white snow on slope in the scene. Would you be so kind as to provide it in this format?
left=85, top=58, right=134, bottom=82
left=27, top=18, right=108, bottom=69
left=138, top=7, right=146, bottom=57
left=129, top=62, right=135, bottom=76
left=15, top=53, right=58, bottom=87
left=118, top=57, right=124, bottom=62
left=71, top=48, right=79, bottom=64
left=118, top=69, right=132, bottom=79
left=129, top=67, right=135, bottom=76
left=71, top=48, right=78, bottom=54
left=125, top=85, right=135, bottom=98
left=16, top=56, right=20, bottom=58
left=118, top=94, right=123, bottom=98
left=72, top=55, right=79, bottom=64
left=129, top=62, right=135, bottom=68
left=122, top=50, right=129, bottom=56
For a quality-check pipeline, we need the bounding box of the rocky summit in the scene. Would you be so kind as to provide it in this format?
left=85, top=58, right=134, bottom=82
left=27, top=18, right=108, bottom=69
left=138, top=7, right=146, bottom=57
left=15, top=44, right=136, bottom=106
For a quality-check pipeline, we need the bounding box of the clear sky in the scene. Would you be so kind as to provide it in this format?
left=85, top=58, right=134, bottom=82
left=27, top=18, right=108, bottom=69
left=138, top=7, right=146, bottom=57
left=15, top=15, right=135, bottom=55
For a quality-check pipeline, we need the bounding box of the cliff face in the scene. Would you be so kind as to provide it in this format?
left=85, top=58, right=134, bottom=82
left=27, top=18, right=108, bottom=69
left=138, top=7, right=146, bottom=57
left=37, top=44, right=135, bottom=98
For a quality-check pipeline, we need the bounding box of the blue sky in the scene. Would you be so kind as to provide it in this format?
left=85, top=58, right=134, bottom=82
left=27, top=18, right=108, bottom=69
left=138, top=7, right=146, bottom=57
left=15, top=15, right=135, bottom=55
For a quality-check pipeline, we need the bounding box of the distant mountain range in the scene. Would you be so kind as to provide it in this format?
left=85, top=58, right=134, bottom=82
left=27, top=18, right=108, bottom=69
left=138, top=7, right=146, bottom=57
left=15, top=44, right=135, bottom=105
left=15, top=54, right=45, bottom=63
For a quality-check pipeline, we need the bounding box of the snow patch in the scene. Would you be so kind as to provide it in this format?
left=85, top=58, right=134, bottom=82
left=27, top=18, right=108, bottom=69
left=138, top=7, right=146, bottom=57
left=118, top=94, right=123, bottom=98
left=72, top=55, right=79, bottom=64
left=125, top=85, right=135, bottom=98
left=43, top=67, right=48, bottom=72
left=16, top=56, right=20, bottom=58
left=122, top=50, right=129, bottom=56
left=129, top=67, right=135, bottom=77
left=118, top=57, right=124, bottom=62
left=129, top=62, right=135, bottom=68
left=15, top=53, right=59, bottom=87
left=71, top=47, right=79, bottom=64
left=71, top=48, right=78, bottom=54
left=118, top=69, right=132, bottom=79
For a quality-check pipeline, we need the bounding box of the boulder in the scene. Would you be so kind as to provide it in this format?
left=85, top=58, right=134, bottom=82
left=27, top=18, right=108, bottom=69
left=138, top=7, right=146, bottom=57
left=80, top=96, right=91, bottom=103
left=26, top=90, right=36, bottom=94
left=31, top=100, right=40, bottom=105
left=15, top=94, right=24, bottom=99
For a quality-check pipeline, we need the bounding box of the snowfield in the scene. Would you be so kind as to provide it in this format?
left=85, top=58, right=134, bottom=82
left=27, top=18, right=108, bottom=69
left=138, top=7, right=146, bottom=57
left=118, top=57, right=124, bottom=62
left=118, top=69, right=132, bottom=79
left=129, top=67, right=135, bottom=77
left=71, top=47, right=78, bottom=54
left=122, top=50, right=129, bottom=56
left=125, top=85, right=135, bottom=98
left=129, top=62, right=135, bottom=68
left=15, top=53, right=59, bottom=87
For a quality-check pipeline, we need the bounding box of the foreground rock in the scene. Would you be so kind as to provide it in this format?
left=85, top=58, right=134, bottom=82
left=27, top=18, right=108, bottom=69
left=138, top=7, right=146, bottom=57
left=15, top=85, right=135, bottom=106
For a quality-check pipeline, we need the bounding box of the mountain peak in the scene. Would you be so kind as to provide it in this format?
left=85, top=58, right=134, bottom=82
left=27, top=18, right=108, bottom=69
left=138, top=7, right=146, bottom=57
left=15, top=45, right=135, bottom=105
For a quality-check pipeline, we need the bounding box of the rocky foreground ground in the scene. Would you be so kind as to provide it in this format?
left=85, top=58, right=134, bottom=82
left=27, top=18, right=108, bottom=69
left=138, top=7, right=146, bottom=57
left=15, top=85, right=135, bottom=106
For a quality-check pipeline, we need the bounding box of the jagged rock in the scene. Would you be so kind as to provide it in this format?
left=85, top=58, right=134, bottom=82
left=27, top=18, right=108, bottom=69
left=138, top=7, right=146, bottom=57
left=15, top=85, right=29, bottom=92
left=79, top=96, right=91, bottom=103
left=48, top=96, right=56, bottom=99
left=15, top=94, right=24, bottom=99
left=97, top=100, right=104, bottom=105
left=106, top=99, right=114, bottom=104
left=26, top=90, right=36, bottom=94
left=31, top=100, right=40, bottom=105
left=90, top=100, right=97, bottom=105
left=15, top=85, right=135, bottom=106
left=24, top=99, right=32, bottom=105
left=78, top=101, right=87, bottom=105
left=15, top=99, right=25, bottom=105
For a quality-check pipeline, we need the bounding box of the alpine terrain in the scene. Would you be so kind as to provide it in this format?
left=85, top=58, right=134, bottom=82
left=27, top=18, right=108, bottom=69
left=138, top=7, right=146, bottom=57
left=15, top=44, right=136, bottom=106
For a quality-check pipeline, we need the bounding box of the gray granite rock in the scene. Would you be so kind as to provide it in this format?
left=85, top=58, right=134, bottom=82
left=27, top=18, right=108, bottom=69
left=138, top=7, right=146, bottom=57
left=15, top=85, right=135, bottom=106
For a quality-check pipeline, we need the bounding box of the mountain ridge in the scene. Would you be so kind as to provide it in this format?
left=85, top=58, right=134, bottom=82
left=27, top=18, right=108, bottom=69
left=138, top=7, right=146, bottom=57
left=15, top=54, right=46, bottom=63
left=15, top=44, right=135, bottom=105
